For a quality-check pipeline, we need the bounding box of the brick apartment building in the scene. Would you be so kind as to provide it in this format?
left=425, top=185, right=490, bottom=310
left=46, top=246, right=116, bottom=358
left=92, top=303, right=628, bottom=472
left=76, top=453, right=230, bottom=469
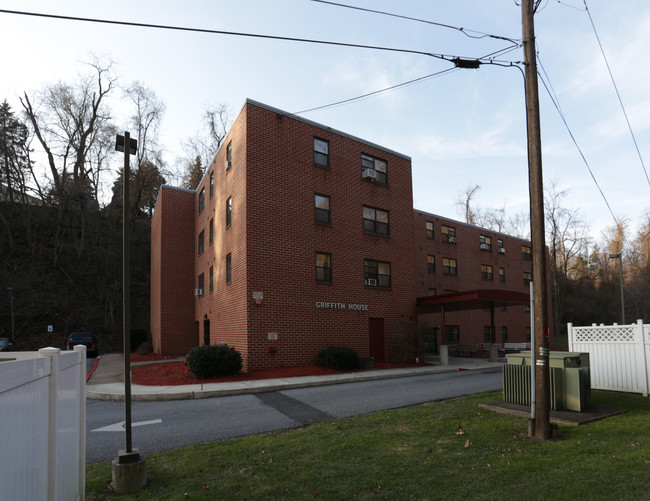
left=151, top=99, right=545, bottom=371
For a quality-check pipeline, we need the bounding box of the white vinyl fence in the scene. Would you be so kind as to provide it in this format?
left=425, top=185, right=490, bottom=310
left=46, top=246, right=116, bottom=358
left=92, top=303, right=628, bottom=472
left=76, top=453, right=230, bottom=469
left=568, top=319, right=650, bottom=396
left=0, top=346, right=86, bottom=501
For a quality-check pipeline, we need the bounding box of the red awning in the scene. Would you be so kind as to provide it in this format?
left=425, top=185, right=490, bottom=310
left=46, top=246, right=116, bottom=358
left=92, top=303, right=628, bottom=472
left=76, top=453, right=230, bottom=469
left=416, top=289, right=530, bottom=314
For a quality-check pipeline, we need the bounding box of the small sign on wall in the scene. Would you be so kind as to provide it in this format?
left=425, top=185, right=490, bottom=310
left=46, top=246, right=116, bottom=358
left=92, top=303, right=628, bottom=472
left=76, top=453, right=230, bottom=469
left=268, top=332, right=278, bottom=341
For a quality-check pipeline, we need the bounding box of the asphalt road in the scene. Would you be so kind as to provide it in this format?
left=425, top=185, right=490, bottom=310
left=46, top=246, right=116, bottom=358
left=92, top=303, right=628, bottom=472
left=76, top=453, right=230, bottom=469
left=86, top=368, right=502, bottom=463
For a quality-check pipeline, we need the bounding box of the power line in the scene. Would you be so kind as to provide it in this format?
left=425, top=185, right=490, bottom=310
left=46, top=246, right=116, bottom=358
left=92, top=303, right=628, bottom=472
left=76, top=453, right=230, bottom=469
left=0, top=8, right=475, bottom=64
left=582, top=0, right=650, bottom=189
left=310, top=0, right=521, bottom=43
left=294, top=67, right=459, bottom=114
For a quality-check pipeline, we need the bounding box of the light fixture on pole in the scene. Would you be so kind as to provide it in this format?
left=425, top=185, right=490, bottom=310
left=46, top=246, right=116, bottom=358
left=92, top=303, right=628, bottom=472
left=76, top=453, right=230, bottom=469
left=608, top=253, right=625, bottom=324
left=112, top=131, right=146, bottom=493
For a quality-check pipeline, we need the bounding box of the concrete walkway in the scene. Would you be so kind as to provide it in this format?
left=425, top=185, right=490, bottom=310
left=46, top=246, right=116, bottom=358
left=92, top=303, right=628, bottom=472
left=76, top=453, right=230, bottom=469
left=86, top=354, right=505, bottom=402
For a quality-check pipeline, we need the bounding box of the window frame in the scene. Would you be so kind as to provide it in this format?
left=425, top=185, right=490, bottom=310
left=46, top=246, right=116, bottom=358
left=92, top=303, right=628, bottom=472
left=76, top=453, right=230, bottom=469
left=209, top=218, right=214, bottom=245
left=523, top=271, right=532, bottom=287
left=480, top=235, right=492, bottom=251
left=426, top=221, right=434, bottom=240
left=226, top=196, right=232, bottom=227
left=522, top=245, right=532, bottom=261
left=427, top=254, right=436, bottom=273
left=501, top=326, right=508, bottom=343
left=428, top=288, right=437, bottom=296
left=364, top=259, right=391, bottom=288
left=209, top=265, right=214, bottom=293
left=226, top=141, right=232, bottom=170
left=314, top=138, right=329, bottom=168
left=442, top=225, right=456, bottom=243
left=481, top=264, right=493, bottom=281
left=315, top=194, right=331, bottom=224
left=362, top=205, right=389, bottom=236
left=361, top=153, right=388, bottom=185
left=226, top=253, right=232, bottom=284
left=198, top=273, right=205, bottom=296
left=198, top=230, right=205, bottom=255
left=499, top=267, right=506, bottom=283
left=209, top=171, right=214, bottom=197
left=442, top=257, right=457, bottom=276
left=198, top=187, right=205, bottom=214
left=315, top=252, right=332, bottom=283
left=445, top=325, right=460, bottom=343
left=483, top=326, right=493, bottom=343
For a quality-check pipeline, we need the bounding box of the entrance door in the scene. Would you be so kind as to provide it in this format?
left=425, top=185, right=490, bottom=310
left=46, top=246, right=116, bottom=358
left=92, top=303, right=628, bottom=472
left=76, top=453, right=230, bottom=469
left=369, top=317, right=385, bottom=362
left=203, top=319, right=210, bottom=346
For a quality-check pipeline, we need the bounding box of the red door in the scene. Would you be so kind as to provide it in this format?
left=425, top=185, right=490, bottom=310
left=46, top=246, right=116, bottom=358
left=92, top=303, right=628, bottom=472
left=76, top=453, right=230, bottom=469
left=369, top=317, right=385, bottom=362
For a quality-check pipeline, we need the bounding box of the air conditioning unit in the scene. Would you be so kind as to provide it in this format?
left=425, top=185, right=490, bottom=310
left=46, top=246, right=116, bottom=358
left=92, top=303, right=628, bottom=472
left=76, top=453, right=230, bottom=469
left=194, top=288, right=204, bottom=296
left=498, top=247, right=505, bottom=254
left=448, top=236, right=456, bottom=243
left=480, top=243, right=490, bottom=250
left=225, top=160, right=231, bottom=171
left=362, top=168, right=376, bottom=180
left=365, top=278, right=377, bottom=286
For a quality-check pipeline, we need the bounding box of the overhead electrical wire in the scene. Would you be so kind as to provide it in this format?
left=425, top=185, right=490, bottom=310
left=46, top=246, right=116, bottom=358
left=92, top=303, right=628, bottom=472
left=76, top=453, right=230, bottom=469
left=310, top=0, right=521, bottom=43
left=0, top=8, right=484, bottom=65
left=582, top=0, right=650, bottom=190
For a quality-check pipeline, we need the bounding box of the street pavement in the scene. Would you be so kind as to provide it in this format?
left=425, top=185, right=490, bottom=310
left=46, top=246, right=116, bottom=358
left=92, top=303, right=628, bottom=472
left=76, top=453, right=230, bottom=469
left=86, top=353, right=505, bottom=402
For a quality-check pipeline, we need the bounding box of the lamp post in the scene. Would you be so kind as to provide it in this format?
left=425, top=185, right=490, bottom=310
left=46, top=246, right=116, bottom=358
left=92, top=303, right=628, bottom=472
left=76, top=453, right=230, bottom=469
left=111, top=131, right=146, bottom=494
left=609, top=253, right=625, bottom=324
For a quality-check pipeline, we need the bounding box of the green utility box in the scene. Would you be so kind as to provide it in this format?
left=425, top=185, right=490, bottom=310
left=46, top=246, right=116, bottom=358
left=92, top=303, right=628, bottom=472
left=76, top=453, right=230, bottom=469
left=503, top=351, right=591, bottom=411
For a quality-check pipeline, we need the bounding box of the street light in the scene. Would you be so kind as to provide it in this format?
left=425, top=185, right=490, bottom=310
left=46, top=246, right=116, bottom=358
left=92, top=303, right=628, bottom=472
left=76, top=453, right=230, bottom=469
left=608, top=253, right=625, bottom=324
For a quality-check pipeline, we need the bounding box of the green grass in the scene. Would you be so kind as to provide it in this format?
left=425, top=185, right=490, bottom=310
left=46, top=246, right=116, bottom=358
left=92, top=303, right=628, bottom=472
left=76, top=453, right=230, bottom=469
left=86, top=391, right=650, bottom=500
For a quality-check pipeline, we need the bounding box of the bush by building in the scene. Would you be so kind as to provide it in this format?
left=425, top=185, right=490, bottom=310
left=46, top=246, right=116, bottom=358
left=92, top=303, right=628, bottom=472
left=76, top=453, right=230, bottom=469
left=317, top=346, right=359, bottom=370
left=186, top=344, right=242, bottom=379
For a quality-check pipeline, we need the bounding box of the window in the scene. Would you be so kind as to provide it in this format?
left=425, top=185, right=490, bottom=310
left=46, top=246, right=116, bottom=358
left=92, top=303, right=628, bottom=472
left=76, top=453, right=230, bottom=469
left=522, top=245, right=532, bottom=261
left=198, top=187, right=205, bottom=214
left=226, top=141, right=232, bottom=170
left=315, top=194, right=330, bottom=224
left=363, top=206, right=389, bottom=236
left=209, top=266, right=214, bottom=293
left=361, top=154, right=387, bottom=184
left=443, top=257, right=457, bottom=276
left=198, top=273, right=204, bottom=295
left=209, top=171, right=214, bottom=197
left=364, top=259, right=391, bottom=288
left=499, top=267, right=506, bottom=283
left=426, top=221, right=434, bottom=239
left=497, top=239, right=504, bottom=252
left=442, top=225, right=456, bottom=243
left=315, top=252, right=332, bottom=282
left=198, top=230, right=204, bottom=255
left=209, top=218, right=214, bottom=245
left=483, top=326, right=493, bottom=343
left=226, top=197, right=232, bottom=227
left=481, top=264, right=493, bottom=281
left=226, top=253, right=232, bottom=284
left=523, top=271, right=532, bottom=287
left=427, top=255, right=436, bottom=273
left=314, top=138, right=329, bottom=168
left=480, top=235, right=492, bottom=251
left=428, top=288, right=437, bottom=296
left=445, top=325, right=460, bottom=343
left=526, top=327, right=531, bottom=342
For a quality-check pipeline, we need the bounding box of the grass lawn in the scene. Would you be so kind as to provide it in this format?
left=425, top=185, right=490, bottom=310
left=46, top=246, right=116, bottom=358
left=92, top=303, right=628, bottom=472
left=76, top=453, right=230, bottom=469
left=86, top=390, right=649, bottom=500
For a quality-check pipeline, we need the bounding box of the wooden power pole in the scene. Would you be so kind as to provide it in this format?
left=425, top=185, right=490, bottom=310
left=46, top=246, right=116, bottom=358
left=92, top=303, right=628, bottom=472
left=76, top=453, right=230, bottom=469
left=522, top=0, right=551, bottom=440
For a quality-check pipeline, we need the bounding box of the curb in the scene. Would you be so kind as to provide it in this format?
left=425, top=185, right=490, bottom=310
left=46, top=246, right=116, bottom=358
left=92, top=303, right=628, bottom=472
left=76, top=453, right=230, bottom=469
left=86, top=366, right=463, bottom=402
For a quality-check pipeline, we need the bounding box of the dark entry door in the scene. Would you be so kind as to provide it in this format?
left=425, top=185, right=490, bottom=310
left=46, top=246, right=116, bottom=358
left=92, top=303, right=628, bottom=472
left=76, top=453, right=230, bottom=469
left=369, top=317, right=385, bottom=362
left=203, top=319, right=210, bottom=345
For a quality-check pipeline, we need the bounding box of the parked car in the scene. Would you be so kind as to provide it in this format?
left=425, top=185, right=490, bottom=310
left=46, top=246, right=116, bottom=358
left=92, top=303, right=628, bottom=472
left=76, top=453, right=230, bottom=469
left=66, top=331, right=98, bottom=356
left=0, top=337, right=18, bottom=352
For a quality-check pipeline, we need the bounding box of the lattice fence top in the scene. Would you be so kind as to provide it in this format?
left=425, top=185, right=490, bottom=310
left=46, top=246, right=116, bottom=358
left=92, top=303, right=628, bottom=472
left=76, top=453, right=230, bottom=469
left=572, top=326, right=635, bottom=343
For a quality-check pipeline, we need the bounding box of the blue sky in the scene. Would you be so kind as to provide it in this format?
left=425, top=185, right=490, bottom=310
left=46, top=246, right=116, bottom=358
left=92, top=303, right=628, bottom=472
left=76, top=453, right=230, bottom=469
left=1, top=1, right=649, bottom=242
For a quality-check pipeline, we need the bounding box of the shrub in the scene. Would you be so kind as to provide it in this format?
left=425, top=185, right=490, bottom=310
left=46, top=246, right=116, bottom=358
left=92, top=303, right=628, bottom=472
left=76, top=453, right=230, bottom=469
left=317, top=346, right=359, bottom=370
left=186, top=344, right=242, bottom=379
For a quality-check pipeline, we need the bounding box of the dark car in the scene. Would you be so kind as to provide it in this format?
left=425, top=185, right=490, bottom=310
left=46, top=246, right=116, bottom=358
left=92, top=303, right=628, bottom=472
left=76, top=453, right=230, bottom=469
left=66, top=331, right=98, bottom=356
left=0, top=337, right=18, bottom=352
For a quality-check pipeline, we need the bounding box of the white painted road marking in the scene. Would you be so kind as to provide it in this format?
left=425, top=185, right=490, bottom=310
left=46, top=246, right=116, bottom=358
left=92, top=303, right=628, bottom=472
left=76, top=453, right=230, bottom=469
left=92, top=419, right=162, bottom=432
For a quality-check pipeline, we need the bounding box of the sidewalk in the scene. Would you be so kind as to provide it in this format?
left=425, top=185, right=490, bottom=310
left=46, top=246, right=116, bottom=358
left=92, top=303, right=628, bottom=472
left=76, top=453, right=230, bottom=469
left=86, top=354, right=505, bottom=402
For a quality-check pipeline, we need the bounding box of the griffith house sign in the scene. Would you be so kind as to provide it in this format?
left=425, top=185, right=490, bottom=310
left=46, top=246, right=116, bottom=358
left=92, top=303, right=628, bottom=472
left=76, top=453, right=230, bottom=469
left=315, top=301, right=369, bottom=311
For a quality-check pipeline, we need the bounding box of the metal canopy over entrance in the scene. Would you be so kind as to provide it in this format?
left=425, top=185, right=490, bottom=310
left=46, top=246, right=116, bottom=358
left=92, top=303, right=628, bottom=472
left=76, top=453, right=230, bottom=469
left=416, top=289, right=531, bottom=345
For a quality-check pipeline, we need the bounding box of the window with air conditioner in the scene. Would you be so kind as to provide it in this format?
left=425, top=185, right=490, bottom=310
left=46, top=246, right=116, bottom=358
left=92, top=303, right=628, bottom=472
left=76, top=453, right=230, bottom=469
left=361, top=154, right=387, bottom=184
left=442, top=225, right=456, bottom=243
left=480, top=235, right=492, bottom=251
left=364, top=259, right=391, bottom=287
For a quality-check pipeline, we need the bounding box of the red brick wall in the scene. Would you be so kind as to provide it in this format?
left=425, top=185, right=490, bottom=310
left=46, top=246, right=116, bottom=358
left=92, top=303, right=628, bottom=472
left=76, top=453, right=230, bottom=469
left=413, top=211, right=543, bottom=347
left=151, top=186, right=198, bottom=355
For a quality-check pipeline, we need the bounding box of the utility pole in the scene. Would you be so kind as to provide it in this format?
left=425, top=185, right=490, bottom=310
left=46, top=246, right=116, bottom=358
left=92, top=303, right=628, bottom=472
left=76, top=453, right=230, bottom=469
left=522, top=0, right=551, bottom=440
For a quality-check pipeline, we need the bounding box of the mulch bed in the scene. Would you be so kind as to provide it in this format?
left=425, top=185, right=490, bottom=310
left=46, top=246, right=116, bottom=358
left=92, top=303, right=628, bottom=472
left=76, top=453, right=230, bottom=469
left=131, top=359, right=422, bottom=386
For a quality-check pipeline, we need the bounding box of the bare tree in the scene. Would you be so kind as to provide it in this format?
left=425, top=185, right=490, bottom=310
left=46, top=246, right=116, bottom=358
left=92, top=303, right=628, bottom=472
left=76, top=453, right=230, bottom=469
left=455, top=184, right=480, bottom=225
